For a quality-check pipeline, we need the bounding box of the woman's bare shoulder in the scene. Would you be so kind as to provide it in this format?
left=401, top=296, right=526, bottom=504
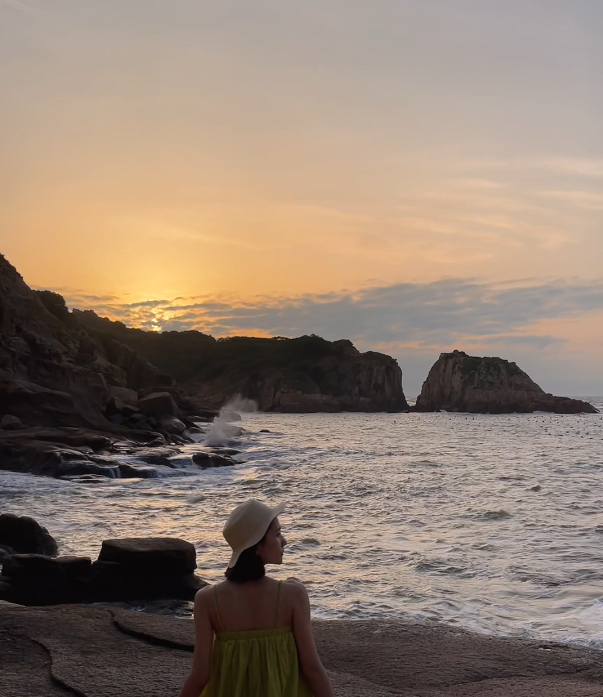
left=194, top=581, right=222, bottom=606
left=282, top=577, right=309, bottom=601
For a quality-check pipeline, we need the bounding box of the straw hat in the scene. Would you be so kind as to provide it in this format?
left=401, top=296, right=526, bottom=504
left=223, top=499, right=285, bottom=568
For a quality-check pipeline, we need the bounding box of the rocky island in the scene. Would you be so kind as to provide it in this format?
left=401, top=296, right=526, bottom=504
left=415, top=350, right=598, bottom=414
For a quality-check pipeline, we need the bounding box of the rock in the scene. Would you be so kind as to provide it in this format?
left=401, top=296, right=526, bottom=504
left=0, top=514, right=58, bottom=556
left=139, top=392, right=180, bottom=418
left=192, top=451, right=236, bottom=468
left=1, top=554, right=91, bottom=581
left=0, top=427, right=113, bottom=450
left=2, top=605, right=603, bottom=697
left=0, top=538, right=204, bottom=605
left=0, top=439, right=120, bottom=479
left=116, top=462, right=159, bottom=479
left=126, top=447, right=177, bottom=468
left=88, top=561, right=204, bottom=602
left=158, top=415, right=187, bottom=435
left=98, top=538, right=197, bottom=575
left=0, top=544, right=14, bottom=562
left=0, top=378, right=81, bottom=427
left=108, top=386, right=138, bottom=407
left=0, top=414, right=24, bottom=430
left=415, top=351, right=599, bottom=414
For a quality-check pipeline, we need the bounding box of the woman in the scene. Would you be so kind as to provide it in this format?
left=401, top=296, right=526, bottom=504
left=178, top=499, right=334, bottom=697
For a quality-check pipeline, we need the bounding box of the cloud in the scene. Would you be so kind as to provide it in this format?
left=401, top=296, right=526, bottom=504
left=53, top=277, right=603, bottom=349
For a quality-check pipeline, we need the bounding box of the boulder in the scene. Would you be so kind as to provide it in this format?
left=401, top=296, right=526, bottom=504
left=108, top=385, right=138, bottom=407
left=1, top=554, right=91, bottom=581
left=0, top=538, right=205, bottom=605
left=0, top=514, right=58, bottom=556
left=98, top=538, right=197, bottom=575
left=139, top=392, right=180, bottom=418
left=116, top=462, right=160, bottom=479
left=415, top=350, right=599, bottom=414
left=192, top=451, right=236, bottom=468
left=88, top=560, right=204, bottom=602
left=158, top=416, right=187, bottom=435
left=0, top=439, right=120, bottom=479
left=0, top=415, right=24, bottom=430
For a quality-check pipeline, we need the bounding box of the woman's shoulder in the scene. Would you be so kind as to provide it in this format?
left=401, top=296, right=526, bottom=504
left=281, top=576, right=310, bottom=602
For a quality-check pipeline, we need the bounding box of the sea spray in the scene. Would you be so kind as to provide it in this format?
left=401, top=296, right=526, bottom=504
left=204, top=395, right=258, bottom=447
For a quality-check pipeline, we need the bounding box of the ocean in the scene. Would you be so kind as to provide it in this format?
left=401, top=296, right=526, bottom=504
left=2, top=398, right=603, bottom=648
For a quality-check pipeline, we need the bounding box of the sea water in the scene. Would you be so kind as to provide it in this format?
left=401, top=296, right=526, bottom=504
left=1, top=398, right=603, bottom=648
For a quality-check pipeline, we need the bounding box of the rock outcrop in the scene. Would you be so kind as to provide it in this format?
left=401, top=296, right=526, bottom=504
left=2, top=604, right=603, bottom=697
left=0, top=256, right=159, bottom=429
left=74, top=315, right=410, bottom=412
left=0, top=513, right=58, bottom=557
left=415, top=350, right=598, bottom=414
left=0, top=537, right=206, bottom=605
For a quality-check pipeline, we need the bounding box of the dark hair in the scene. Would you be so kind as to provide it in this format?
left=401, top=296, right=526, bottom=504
left=225, top=542, right=266, bottom=583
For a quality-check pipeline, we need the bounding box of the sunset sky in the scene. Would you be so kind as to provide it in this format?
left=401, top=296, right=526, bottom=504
left=2, top=0, right=602, bottom=395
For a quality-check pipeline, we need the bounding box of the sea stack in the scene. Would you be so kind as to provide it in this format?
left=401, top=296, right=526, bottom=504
left=415, top=350, right=598, bottom=414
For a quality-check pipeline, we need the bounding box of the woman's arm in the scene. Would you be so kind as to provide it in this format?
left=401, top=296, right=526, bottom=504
left=291, top=582, right=334, bottom=697
left=177, top=587, right=214, bottom=697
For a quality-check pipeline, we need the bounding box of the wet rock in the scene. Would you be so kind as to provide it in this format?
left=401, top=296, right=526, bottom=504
left=129, top=447, right=178, bottom=468
left=0, top=514, right=58, bottom=556
left=0, top=439, right=119, bottom=479
left=192, top=451, right=236, bottom=468
left=116, top=462, right=159, bottom=479
left=159, top=416, right=187, bottom=435
left=60, top=474, right=114, bottom=484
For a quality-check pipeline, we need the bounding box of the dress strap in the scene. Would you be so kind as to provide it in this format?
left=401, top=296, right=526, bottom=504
left=273, top=580, right=283, bottom=628
left=212, top=585, right=225, bottom=632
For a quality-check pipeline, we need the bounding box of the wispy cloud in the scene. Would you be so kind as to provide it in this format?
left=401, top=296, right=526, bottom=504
left=54, top=277, right=603, bottom=350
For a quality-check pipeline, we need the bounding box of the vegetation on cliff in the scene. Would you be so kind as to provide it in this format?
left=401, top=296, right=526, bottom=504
left=74, top=310, right=408, bottom=412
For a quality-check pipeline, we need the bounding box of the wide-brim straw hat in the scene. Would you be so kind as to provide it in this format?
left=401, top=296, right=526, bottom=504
left=223, top=499, right=285, bottom=568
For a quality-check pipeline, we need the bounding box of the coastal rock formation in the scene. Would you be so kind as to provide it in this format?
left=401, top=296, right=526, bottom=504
left=416, top=350, right=598, bottom=414
left=0, top=255, right=159, bottom=429
left=0, top=513, right=58, bottom=557
left=0, top=537, right=205, bottom=605
left=2, top=604, right=603, bottom=697
left=74, top=314, right=410, bottom=412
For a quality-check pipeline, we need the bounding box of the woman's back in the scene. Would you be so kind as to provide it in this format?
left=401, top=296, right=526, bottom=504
left=201, top=578, right=312, bottom=697
left=177, top=502, right=333, bottom=697
left=210, top=577, right=292, bottom=631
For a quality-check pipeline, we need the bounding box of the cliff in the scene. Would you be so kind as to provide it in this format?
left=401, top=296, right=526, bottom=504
left=415, top=350, right=598, bottom=414
left=73, top=312, right=409, bottom=413
left=0, top=255, right=158, bottom=429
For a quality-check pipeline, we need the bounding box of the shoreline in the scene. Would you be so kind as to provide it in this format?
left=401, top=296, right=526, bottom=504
left=2, top=601, right=603, bottom=696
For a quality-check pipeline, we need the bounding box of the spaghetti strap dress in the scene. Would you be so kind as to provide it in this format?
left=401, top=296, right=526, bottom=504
left=200, top=581, right=313, bottom=697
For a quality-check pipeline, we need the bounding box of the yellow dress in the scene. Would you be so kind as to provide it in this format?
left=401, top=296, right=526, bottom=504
left=200, top=582, right=313, bottom=697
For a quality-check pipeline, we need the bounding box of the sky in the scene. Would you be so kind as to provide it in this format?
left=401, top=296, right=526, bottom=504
left=1, top=0, right=602, bottom=396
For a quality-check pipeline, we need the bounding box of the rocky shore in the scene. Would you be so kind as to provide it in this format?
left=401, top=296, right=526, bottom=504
left=1, top=601, right=603, bottom=697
